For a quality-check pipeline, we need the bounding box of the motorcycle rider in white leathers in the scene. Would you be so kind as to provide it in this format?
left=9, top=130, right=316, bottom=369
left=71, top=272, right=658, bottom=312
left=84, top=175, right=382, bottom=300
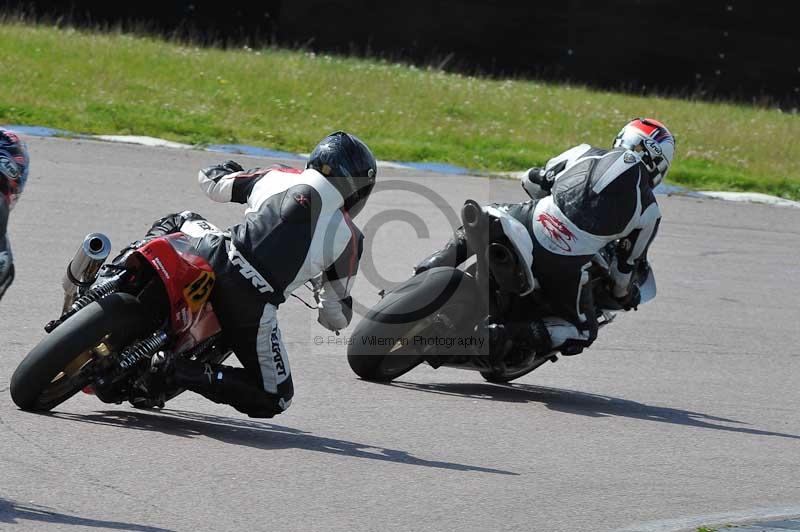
left=415, top=118, right=675, bottom=356
left=140, top=131, right=376, bottom=417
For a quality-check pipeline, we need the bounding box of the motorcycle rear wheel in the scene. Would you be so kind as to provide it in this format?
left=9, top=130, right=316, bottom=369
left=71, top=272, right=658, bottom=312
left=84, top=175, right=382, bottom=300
left=347, top=269, right=480, bottom=382
left=10, top=293, right=149, bottom=412
left=479, top=356, right=551, bottom=383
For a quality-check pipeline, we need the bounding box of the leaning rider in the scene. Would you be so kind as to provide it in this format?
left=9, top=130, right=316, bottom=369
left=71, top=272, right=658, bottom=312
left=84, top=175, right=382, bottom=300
left=414, top=118, right=675, bottom=356
left=140, top=131, right=376, bottom=417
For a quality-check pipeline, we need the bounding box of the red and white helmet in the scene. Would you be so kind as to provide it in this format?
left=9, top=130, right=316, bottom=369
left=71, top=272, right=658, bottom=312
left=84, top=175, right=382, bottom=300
left=613, top=118, right=675, bottom=187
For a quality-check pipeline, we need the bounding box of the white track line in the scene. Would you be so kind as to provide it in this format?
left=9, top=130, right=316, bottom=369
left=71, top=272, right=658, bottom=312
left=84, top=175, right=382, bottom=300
left=92, top=135, right=195, bottom=150
left=89, top=134, right=414, bottom=169
left=692, top=190, right=800, bottom=208
left=13, top=129, right=800, bottom=208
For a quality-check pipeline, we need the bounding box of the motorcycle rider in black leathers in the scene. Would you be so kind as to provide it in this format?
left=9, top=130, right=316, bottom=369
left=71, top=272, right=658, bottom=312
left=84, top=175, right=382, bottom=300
left=415, top=118, right=675, bottom=356
left=135, top=131, right=376, bottom=417
left=0, top=128, right=29, bottom=303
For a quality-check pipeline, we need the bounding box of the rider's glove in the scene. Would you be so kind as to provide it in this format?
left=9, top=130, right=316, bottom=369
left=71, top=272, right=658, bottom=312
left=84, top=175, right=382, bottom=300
left=522, top=167, right=555, bottom=200
left=528, top=167, right=556, bottom=192
left=221, top=160, right=244, bottom=173
left=200, top=160, right=245, bottom=184
left=317, top=296, right=353, bottom=332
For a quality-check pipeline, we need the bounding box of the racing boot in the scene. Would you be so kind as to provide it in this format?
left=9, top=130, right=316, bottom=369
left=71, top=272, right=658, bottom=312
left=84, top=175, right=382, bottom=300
left=539, top=317, right=594, bottom=356
left=474, top=318, right=516, bottom=368
left=158, top=356, right=285, bottom=418
left=505, top=319, right=553, bottom=356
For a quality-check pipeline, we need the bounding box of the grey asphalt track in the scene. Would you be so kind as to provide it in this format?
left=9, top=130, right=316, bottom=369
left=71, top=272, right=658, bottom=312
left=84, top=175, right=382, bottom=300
left=1, top=136, right=799, bottom=532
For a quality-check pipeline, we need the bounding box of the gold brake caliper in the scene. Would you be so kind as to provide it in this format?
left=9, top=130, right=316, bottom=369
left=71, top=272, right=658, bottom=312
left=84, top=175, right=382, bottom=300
left=50, top=339, right=111, bottom=384
left=93, top=342, right=112, bottom=358
left=50, top=349, right=93, bottom=384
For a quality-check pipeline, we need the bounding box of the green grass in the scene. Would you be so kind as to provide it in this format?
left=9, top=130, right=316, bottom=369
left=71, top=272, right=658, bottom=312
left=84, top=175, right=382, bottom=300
left=1, top=22, right=799, bottom=199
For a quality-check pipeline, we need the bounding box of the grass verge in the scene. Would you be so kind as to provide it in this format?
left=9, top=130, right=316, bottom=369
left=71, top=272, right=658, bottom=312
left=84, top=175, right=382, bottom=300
left=1, top=22, right=798, bottom=199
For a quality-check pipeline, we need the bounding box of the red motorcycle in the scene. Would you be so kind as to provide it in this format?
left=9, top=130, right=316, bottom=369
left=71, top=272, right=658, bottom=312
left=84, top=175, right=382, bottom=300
left=10, top=229, right=232, bottom=411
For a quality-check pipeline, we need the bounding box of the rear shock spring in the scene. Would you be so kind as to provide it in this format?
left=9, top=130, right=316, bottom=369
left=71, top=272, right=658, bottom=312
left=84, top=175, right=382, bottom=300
left=117, top=330, right=169, bottom=371
left=45, top=277, right=124, bottom=333
left=71, top=277, right=123, bottom=313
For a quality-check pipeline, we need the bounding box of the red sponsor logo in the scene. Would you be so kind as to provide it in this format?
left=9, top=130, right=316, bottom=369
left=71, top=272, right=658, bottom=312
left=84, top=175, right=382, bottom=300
left=537, top=212, right=575, bottom=252
left=294, top=193, right=310, bottom=207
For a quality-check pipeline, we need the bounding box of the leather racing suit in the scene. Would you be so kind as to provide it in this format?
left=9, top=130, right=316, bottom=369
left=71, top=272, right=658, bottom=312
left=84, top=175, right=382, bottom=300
left=140, top=162, right=363, bottom=417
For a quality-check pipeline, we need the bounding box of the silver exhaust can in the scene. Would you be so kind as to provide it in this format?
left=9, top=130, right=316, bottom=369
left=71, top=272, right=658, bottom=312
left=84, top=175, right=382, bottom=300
left=61, top=233, right=112, bottom=313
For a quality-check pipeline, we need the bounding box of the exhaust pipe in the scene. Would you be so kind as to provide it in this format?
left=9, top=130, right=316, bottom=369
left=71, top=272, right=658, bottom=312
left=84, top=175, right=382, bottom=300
left=61, top=233, right=112, bottom=313
left=461, top=200, right=482, bottom=228
left=460, top=200, right=491, bottom=312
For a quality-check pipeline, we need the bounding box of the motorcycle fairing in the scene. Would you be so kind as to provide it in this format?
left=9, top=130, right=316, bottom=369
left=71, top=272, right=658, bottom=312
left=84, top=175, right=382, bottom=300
left=482, top=206, right=537, bottom=296
left=134, top=233, right=220, bottom=337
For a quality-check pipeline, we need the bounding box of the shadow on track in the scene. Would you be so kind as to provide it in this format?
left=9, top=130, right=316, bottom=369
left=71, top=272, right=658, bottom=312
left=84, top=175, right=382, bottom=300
left=47, top=409, right=517, bottom=476
left=0, top=498, right=172, bottom=531
left=386, top=381, right=800, bottom=440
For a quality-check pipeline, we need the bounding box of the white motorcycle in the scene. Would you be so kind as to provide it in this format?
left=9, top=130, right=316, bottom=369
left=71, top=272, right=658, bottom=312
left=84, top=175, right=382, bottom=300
left=346, top=199, right=655, bottom=384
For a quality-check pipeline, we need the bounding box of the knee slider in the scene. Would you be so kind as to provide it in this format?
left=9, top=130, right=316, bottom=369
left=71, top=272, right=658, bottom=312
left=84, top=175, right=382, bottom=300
left=240, top=394, right=290, bottom=418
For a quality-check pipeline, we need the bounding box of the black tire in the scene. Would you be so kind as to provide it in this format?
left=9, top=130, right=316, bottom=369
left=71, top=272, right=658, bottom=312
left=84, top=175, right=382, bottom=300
left=480, top=364, right=540, bottom=384
left=346, top=323, right=425, bottom=382
left=479, top=353, right=553, bottom=384
left=10, top=293, right=150, bottom=412
left=480, top=370, right=521, bottom=384
left=347, top=268, right=480, bottom=382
